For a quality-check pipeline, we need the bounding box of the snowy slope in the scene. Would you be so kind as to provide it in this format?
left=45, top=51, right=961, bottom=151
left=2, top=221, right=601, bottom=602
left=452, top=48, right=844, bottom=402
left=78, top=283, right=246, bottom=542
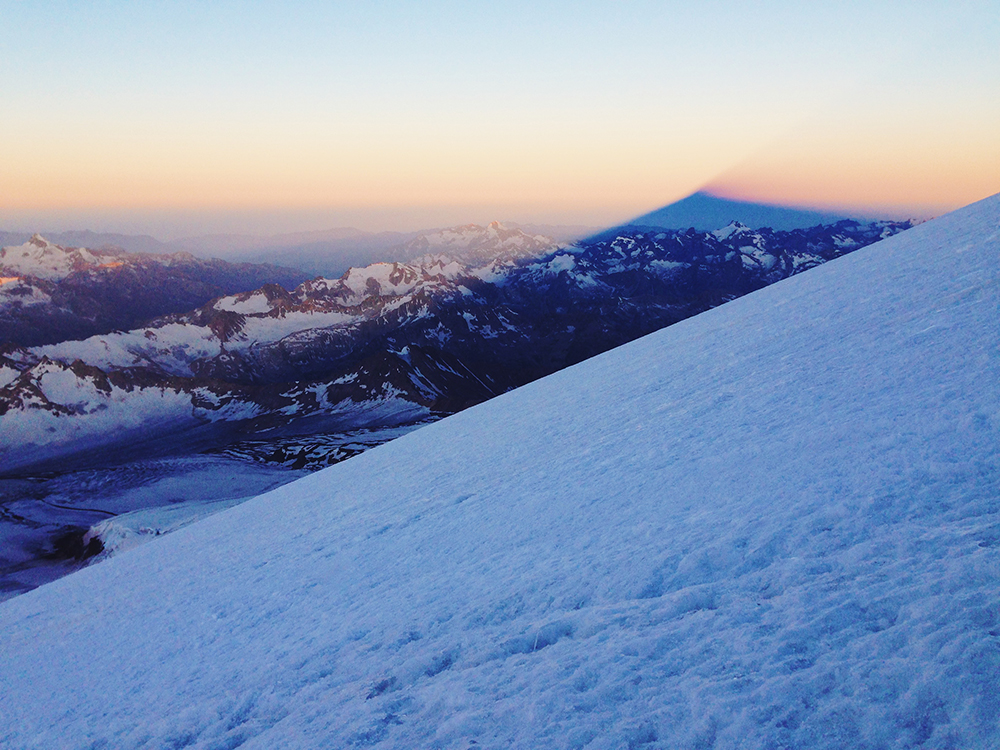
left=0, top=195, right=997, bottom=749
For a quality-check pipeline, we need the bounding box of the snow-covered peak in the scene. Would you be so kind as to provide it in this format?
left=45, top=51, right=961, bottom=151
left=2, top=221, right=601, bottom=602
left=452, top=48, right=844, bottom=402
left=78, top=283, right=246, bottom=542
left=341, top=262, right=422, bottom=299
left=402, top=222, right=561, bottom=265
left=214, top=291, right=275, bottom=315
left=0, top=234, right=120, bottom=280
left=711, top=220, right=752, bottom=241
left=213, top=285, right=291, bottom=316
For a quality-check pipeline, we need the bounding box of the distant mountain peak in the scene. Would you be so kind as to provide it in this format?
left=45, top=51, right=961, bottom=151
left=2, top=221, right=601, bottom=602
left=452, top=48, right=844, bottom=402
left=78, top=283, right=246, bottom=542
left=398, top=222, right=561, bottom=266
left=28, top=234, right=55, bottom=248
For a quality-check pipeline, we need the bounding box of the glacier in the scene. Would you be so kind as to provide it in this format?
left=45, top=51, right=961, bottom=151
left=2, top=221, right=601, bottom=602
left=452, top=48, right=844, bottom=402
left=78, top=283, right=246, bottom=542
left=0, top=194, right=997, bottom=748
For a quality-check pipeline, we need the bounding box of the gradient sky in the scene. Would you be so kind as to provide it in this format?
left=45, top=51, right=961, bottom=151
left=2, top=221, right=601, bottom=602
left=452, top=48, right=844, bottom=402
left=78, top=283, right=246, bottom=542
left=1, top=0, right=997, bottom=237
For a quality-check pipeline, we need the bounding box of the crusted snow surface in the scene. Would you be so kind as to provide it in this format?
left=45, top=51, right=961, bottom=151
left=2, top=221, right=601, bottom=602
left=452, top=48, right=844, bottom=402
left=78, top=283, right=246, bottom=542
left=0, top=455, right=309, bottom=602
left=84, top=494, right=267, bottom=561
left=1, top=195, right=998, bottom=749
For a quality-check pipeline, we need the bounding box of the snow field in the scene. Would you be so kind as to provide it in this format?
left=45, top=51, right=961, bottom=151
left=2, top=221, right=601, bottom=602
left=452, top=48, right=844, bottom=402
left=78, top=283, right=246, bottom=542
left=1, top=373, right=197, bottom=456
left=36, top=322, right=224, bottom=375
left=34, top=310, right=360, bottom=377
left=0, top=195, right=997, bottom=749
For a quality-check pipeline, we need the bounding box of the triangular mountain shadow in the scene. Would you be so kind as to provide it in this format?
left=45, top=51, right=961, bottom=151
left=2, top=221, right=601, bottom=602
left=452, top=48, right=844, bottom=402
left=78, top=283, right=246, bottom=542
left=621, top=191, right=854, bottom=232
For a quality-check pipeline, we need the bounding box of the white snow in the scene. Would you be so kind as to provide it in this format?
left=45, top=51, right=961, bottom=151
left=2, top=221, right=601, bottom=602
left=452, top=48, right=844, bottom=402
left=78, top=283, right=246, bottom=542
left=342, top=263, right=421, bottom=299
left=215, top=291, right=276, bottom=315
left=711, top=221, right=750, bottom=241
left=545, top=253, right=577, bottom=273
left=0, top=277, right=53, bottom=307
left=238, top=310, right=354, bottom=344
left=33, top=311, right=355, bottom=376
left=36, top=323, right=224, bottom=375
left=84, top=494, right=270, bottom=560
left=0, top=195, right=998, bottom=749
left=0, top=235, right=117, bottom=280
left=0, top=364, right=20, bottom=388
left=1, top=367, right=198, bottom=463
left=650, top=259, right=688, bottom=273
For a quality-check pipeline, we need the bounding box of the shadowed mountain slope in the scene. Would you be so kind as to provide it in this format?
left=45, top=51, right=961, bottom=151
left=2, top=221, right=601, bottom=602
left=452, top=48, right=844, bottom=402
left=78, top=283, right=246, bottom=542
left=629, top=190, right=855, bottom=230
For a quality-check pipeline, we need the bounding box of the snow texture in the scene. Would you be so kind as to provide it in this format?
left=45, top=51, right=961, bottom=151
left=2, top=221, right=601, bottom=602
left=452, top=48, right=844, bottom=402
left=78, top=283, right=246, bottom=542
left=0, top=195, right=998, bottom=749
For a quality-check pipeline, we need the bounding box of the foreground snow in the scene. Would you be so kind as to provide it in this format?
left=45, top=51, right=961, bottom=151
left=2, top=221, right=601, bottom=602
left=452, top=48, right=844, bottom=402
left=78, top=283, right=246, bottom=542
left=0, top=195, right=998, bottom=748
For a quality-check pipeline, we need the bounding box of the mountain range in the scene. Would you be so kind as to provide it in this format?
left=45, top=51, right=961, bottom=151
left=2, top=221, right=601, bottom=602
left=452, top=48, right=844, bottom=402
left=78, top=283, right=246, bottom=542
left=1, top=222, right=601, bottom=280
left=0, top=210, right=916, bottom=599
left=0, top=235, right=308, bottom=346
left=3, top=192, right=867, bottom=279
left=0, top=217, right=913, bottom=475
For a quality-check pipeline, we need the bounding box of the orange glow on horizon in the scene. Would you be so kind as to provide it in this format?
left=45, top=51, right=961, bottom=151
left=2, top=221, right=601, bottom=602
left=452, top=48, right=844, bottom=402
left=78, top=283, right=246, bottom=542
left=2, top=102, right=996, bottom=229
left=703, top=117, right=1000, bottom=219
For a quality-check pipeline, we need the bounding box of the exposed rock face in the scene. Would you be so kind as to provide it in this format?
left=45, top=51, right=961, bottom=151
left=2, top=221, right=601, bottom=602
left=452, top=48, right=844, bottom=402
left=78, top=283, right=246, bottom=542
left=0, top=219, right=914, bottom=471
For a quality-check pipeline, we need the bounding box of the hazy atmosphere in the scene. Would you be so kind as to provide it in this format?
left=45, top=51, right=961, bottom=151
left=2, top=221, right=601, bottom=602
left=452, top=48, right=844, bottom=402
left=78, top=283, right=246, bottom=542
left=2, top=0, right=998, bottom=238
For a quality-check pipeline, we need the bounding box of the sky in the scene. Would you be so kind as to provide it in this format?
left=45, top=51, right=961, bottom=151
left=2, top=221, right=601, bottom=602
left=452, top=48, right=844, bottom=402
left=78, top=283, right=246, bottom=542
left=1, top=0, right=997, bottom=238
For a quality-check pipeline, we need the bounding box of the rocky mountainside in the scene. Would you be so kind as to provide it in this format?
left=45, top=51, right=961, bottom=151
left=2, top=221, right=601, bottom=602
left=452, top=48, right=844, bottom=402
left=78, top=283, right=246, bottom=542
left=0, top=219, right=913, bottom=471
left=0, top=235, right=309, bottom=346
